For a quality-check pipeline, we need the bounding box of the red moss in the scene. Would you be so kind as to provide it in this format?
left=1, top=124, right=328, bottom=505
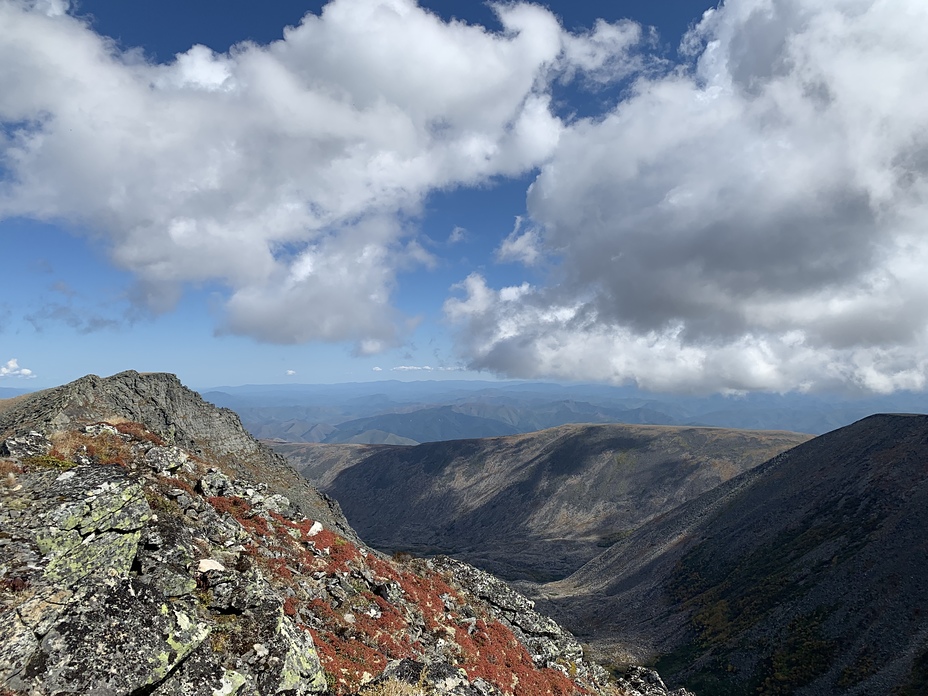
left=454, top=619, right=582, bottom=696
left=283, top=596, right=299, bottom=617
left=161, top=476, right=195, bottom=495
left=310, top=528, right=360, bottom=572
left=208, top=495, right=252, bottom=517
left=310, top=628, right=388, bottom=694
left=113, top=421, right=166, bottom=445
left=210, top=507, right=585, bottom=696
left=266, top=557, right=294, bottom=581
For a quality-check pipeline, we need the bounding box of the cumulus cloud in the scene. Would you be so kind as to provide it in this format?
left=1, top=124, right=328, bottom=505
left=0, top=358, right=34, bottom=378
left=560, top=17, right=651, bottom=84
left=447, top=0, right=928, bottom=393
left=285, top=369, right=296, bottom=376
left=0, top=0, right=639, bottom=352
left=495, top=215, right=543, bottom=266
left=372, top=366, right=383, bottom=372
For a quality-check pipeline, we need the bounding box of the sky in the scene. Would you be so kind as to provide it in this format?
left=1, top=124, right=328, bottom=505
left=2, top=0, right=928, bottom=393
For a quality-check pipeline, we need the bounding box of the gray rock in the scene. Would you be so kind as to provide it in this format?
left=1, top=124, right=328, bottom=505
left=9, top=579, right=210, bottom=695
left=145, top=445, right=190, bottom=473
left=1, top=431, right=52, bottom=458
left=200, top=469, right=236, bottom=498
left=0, top=370, right=356, bottom=538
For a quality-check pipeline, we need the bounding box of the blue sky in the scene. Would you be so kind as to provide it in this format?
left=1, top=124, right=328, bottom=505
left=2, top=0, right=928, bottom=393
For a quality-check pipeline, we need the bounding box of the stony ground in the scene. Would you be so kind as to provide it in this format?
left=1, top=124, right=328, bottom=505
left=0, top=412, right=691, bottom=696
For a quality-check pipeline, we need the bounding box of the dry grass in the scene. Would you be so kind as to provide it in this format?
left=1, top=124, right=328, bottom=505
left=0, top=460, right=23, bottom=476
left=48, top=429, right=134, bottom=466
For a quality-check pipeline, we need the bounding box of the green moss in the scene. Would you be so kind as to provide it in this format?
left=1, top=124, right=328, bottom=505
left=838, top=653, right=877, bottom=689
left=23, top=455, right=76, bottom=470
left=656, top=499, right=871, bottom=692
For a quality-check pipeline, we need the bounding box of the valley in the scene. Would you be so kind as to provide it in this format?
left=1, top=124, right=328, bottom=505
left=272, top=425, right=810, bottom=581
left=529, top=414, right=928, bottom=695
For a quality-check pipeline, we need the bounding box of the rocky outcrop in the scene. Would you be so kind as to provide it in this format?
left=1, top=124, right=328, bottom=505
left=431, top=557, right=692, bottom=696
left=1, top=430, right=326, bottom=696
left=0, top=371, right=353, bottom=538
left=0, top=373, right=690, bottom=696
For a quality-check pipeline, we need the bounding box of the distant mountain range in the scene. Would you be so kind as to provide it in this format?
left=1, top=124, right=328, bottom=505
left=200, top=380, right=928, bottom=443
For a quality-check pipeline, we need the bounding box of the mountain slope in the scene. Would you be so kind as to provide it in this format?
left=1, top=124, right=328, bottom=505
left=268, top=442, right=396, bottom=488
left=0, top=371, right=689, bottom=696
left=537, top=414, right=928, bottom=695
left=287, top=424, right=810, bottom=581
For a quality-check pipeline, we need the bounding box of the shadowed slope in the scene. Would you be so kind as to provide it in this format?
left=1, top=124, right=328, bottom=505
left=285, top=424, right=809, bottom=581
left=537, top=414, right=928, bottom=695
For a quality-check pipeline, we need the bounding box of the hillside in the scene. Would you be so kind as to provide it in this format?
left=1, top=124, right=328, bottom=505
left=534, top=414, right=928, bottom=695
left=269, top=442, right=394, bottom=489
left=0, top=371, right=689, bottom=696
left=277, top=424, right=810, bottom=581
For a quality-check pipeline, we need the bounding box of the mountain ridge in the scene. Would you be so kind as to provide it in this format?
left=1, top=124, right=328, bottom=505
left=533, top=413, right=928, bottom=695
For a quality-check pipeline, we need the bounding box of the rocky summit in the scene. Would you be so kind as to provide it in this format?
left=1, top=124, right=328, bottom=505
left=0, top=371, right=691, bottom=696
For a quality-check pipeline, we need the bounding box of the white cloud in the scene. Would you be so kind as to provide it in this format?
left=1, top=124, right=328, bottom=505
left=447, top=0, right=928, bottom=394
left=495, top=215, right=543, bottom=266
left=372, top=366, right=383, bottom=371
left=560, top=17, right=650, bottom=84
left=285, top=369, right=296, bottom=376
left=0, top=358, right=35, bottom=378
left=448, top=226, right=467, bottom=244
left=0, top=0, right=640, bottom=352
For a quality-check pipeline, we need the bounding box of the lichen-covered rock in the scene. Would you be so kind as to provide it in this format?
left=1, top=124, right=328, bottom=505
left=616, top=666, right=695, bottom=696
left=430, top=556, right=588, bottom=673
left=1, top=431, right=52, bottom=458
left=17, top=581, right=209, bottom=695
left=362, top=658, right=502, bottom=696
left=145, top=444, right=191, bottom=474
left=0, top=458, right=328, bottom=696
